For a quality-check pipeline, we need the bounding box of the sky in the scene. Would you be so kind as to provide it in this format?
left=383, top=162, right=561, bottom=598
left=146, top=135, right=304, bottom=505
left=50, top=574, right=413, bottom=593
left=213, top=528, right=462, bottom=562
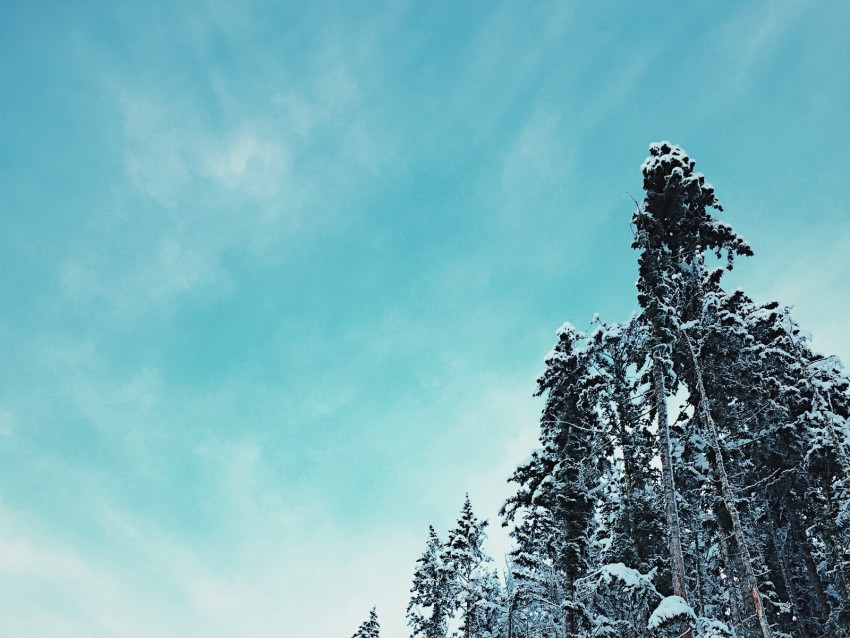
left=1, top=1, right=850, bottom=636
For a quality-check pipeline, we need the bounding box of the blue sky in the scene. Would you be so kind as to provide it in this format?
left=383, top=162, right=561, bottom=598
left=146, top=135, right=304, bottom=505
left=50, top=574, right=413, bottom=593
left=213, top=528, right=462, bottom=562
left=1, top=1, right=849, bottom=636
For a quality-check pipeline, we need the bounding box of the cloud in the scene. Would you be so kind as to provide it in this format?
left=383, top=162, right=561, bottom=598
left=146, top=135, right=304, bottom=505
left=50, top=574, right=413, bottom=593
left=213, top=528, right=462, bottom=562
left=0, top=429, right=422, bottom=638
left=0, top=408, right=14, bottom=437
left=713, top=0, right=807, bottom=97
left=456, top=384, right=541, bottom=565
left=0, top=320, right=399, bottom=634
left=497, top=106, right=575, bottom=225
left=53, top=2, right=404, bottom=324
left=205, top=133, right=289, bottom=198
left=59, top=86, right=287, bottom=317
left=0, top=309, right=547, bottom=637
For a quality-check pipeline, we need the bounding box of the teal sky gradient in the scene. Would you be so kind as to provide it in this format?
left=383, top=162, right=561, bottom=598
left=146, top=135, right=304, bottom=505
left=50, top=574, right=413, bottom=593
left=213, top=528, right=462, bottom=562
left=2, top=2, right=850, bottom=636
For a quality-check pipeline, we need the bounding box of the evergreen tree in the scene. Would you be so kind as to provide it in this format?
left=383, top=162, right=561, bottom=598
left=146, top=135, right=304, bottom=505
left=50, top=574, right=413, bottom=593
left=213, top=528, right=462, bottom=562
left=351, top=608, right=380, bottom=638
left=633, top=142, right=781, bottom=638
left=408, top=526, right=451, bottom=638
left=502, top=321, right=621, bottom=636
left=409, top=500, right=504, bottom=638
left=593, top=319, right=666, bottom=581
left=632, top=142, right=850, bottom=636
left=704, top=294, right=850, bottom=635
left=503, top=503, right=566, bottom=638
left=442, top=495, right=503, bottom=638
left=632, top=142, right=752, bottom=627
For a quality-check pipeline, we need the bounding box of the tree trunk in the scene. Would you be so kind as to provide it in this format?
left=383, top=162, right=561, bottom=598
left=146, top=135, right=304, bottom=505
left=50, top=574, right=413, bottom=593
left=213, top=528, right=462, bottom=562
left=693, top=508, right=707, bottom=616
left=789, top=518, right=831, bottom=622
left=652, top=358, right=691, bottom=637
left=682, top=331, right=773, bottom=638
left=719, top=527, right=746, bottom=633
left=770, top=522, right=800, bottom=633
left=506, top=589, right=518, bottom=638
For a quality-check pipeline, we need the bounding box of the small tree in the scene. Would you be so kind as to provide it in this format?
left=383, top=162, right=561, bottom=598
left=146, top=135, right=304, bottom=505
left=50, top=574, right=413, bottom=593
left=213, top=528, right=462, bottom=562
left=442, top=495, right=502, bottom=638
left=408, top=526, right=451, bottom=638
left=351, top=608, right=380, bottom=638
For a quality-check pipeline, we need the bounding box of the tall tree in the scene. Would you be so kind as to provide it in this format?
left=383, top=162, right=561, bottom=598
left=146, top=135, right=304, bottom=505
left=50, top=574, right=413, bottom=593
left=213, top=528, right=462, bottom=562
left=503, top=321, right=622, bottom=636
left=631, top=142, right=782, bottom=638
left=631, top=141, right=738, bottom=619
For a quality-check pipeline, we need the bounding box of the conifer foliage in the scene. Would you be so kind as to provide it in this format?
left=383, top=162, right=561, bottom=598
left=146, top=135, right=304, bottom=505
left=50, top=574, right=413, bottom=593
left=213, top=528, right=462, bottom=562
left=408, top=497, right=505, bottom=638
left=408, top=526, right=452, bottom=638
left=401, top=142, right=850, bottom=638
left=351, top=608, right=380, bottom=638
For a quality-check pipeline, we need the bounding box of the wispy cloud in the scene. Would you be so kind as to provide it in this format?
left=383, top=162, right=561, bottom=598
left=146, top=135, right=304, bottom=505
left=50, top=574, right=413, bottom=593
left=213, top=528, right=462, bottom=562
left=3, top=2, right=849, bottom=637
left=0, top=483, right=416, bottom=638
left=55, top=3, right=405, bottom=323
left=715, top=0, right=807, bottom=96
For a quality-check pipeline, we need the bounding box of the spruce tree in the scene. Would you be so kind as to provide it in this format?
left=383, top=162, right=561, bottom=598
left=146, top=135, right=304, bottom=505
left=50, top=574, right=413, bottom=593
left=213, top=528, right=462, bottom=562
left=503, top=497, right=565, bottom=637
left=633, top=142, right=850, bottom=636
left=442, top=495, right=502, bottom=638
left=351, top=608, right=380, bottom=638
left=408, top=526, right=451, bottom=638
left=502, top=322, right=622, bottom=636
left=632, top=142, right=783, bottom=638
left=409, top=500, right=504, bottom=638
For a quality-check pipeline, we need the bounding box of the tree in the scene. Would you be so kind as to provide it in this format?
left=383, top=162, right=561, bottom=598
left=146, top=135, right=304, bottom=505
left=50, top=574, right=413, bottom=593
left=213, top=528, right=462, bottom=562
left=408, top=526, right=451, bottom=638
left=502, top=323, right=607, bottom=636
left=629, top=142, right=850, bottom=636
left=503, top=502, right=566, bottom=638
left=633, top=142, right=751, bottom=622
left=409, top=499, right=504, bottom=638
left=351, top=608, right=380, bottom=638
left=442, top=495, right=503, bottom=638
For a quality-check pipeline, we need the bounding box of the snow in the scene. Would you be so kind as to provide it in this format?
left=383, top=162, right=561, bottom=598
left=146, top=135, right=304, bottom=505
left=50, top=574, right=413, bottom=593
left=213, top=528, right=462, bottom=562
left=698, top=618, right=733, bottom=637
left=647, top=595, right=696, bottom=630
left=600, top=562, right=642, bottom=587
left=598, top=563, right=652, bottom=590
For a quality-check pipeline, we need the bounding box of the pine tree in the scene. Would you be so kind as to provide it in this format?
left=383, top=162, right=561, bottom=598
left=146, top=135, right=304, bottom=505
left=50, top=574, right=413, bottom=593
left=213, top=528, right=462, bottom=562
left=633, top=142, right=749, bottom=625
left=713, top=296, right=850, bottom=635
left=409, top=502, right=505, bottom=638
left=442, top=495, right=503, bottom=638
left=503, top=499, right=565, bottom=638
left=632, top=142, right=786, bottom=638
left=408, top=526, right=451, bottom=638
left=593, top=319, right=666, bottom=581
left=351, top=608, right=380, bottom=638
left=631, top=142, right=850, bottom=636
left=501, top=315, right=727, bottom=637
left=503, top=321, right=628, bottom=636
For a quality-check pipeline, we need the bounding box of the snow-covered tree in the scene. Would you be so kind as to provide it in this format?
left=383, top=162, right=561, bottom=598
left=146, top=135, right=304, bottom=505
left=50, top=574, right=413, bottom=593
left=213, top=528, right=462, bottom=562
left=503, top=329, right=589, bottom=635
left=409, top=499, right=504, bottom=638
left=503, top=504, right=566, bottom=638
left=351, top=608, right=380, bottom=638
left=408, top=526, right=451, bottom=638
left=442, top=496, right=503, bottom=638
